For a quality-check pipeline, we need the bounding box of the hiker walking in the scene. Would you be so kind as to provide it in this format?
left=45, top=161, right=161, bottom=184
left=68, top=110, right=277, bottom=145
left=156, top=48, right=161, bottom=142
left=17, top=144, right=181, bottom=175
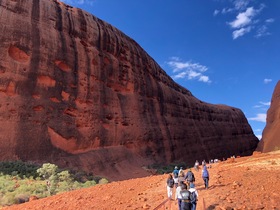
left=166, top=174, right=175, bottom=199
left=180, top=183, right=191, bottom=210
left=202, top=165, right=209, bottom=189
left=173, top=166, right=179, bottom=188
left=202, top=160, right=206, bottom=166
left=175, top=181, right=184, bottom=209
left=189, top=183, right=198, bottom=210
left=185, top=169, right=195, bottom=189
left=179, top=167, right=185, bottom=176
left=178, top=170, right=185, bottom=184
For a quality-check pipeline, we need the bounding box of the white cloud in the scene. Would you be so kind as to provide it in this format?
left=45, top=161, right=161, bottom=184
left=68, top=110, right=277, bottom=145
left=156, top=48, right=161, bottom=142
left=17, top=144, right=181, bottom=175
left=233, top=0, right=251, bottom=10
left=167, top=58, right=211, bottom=83
left=248, top=113, right=266, bottom=122
left=232, top=27, right=252, bottom=39
left=229, top=7, right=256, bottom=29
left=253, top=101, right=270, bottom=109
left=264, top=78, right=272, bottom=84
left=60, top=0, right=94, bottom=5
left=213, top=9, right=220, bottom=16
left=255, top=25, right=271, bottom=38
left=259, top=101, right=271, bottom=106
left=173, top=72, right=187, bottom=79
left=215, top=1, right=272, bottom=40
left=255, top=134, right=262, bottom=140
left=199, top=75, right=211, bottom=83
left=222, top=8, right=234, bottom=14
left=266, top=18, right=275, bottom=23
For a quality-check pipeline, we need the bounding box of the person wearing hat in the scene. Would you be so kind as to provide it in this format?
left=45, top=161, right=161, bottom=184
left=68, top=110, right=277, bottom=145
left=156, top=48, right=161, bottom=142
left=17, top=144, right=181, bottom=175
left=189, top=183, right=198, bottom=210
left=178, top=166, right=185, bottom=176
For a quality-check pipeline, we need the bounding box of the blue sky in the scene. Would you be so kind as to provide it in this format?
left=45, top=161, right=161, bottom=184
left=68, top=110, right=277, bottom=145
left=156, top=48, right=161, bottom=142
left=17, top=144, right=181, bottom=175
left=60, top=0, right=279, bottom=139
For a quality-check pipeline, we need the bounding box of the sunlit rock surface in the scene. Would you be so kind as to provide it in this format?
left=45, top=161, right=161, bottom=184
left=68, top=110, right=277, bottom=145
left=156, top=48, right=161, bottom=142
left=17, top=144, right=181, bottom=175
left=0, top=0, right=258, bottom=179
left=257, top=80, right=280, bottom=152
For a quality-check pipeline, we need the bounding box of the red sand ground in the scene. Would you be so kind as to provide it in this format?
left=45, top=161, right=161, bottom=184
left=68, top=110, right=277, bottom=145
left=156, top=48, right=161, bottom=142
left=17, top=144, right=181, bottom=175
left=3, top=150, right=280, bottom=210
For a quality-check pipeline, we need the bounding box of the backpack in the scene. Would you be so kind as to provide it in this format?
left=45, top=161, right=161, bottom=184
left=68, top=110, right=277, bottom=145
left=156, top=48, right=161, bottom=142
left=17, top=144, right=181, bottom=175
left=180, top=190, right=190, bottom=201
left=190, top=191, right=197, bottom=203
left=173, top=171, right=178, bottom=178
left=187, top=172, right=195, bottom=182
left=167, top=178, right=174, bottom=187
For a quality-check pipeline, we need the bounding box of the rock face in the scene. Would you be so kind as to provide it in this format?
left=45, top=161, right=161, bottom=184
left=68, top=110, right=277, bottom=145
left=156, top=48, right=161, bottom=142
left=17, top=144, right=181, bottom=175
left=257, top=81, right=280, bottom=152
left=0, top=0, right=258, bottom=179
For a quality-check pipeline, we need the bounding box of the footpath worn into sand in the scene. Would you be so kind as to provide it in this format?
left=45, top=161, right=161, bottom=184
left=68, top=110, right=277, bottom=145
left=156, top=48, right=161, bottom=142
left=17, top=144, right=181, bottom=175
left=3, top=151, right=280, bottom=210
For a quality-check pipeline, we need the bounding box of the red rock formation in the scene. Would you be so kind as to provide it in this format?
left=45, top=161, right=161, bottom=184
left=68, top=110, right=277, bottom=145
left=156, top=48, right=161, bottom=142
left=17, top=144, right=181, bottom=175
left=257, top=80, right=280, bottom=152
left=0, top=0, right=258, bottom=180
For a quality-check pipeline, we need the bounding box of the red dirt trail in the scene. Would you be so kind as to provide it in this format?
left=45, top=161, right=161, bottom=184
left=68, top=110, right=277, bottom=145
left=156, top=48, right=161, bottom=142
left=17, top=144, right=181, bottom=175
left=3, top=151, right=280, bottom=210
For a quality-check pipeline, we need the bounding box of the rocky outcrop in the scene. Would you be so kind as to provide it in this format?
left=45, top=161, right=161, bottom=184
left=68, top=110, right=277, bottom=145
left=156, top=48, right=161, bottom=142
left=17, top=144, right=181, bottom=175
left=0, top=0, right=258, bottom=179
left=257, top=81, right=280, bottom=152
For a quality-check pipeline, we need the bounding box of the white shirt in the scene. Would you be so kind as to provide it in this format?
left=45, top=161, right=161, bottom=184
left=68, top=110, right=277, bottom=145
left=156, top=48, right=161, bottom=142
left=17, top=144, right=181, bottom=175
left=175, top=186, right=183, bottom=199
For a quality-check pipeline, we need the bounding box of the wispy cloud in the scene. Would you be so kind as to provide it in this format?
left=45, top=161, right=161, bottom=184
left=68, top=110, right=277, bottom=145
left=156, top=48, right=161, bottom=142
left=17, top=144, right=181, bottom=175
left=214, top=1, right=274, bottom=39
left=233, top=0, right=251, bottom=10
left=259, top=101, right=270, bottom=106
left=253, top=101, right=271, bottom=108
left=232, top=26, right=252, bottom=39
left=248, top=113, right=266, bottom=122
left=60, top=0, right=94, bottom=5
left=264, top=78, right=272, bottom=84
left=167, top=57, right=211, bottom=83
left=221, top=7, right=234, bottom=14
left=213, top=9, right=219, bottom=16
left=229, top=7, right=256, bottom=29
left=266, top=18, right=275, bottom=23
left=255, top=25, right=270, bottom=38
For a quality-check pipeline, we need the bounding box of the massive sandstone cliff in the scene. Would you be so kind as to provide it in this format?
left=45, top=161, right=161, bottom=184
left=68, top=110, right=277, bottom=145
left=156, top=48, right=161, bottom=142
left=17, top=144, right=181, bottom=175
left=0, top=0, right=258, bottom=180
left=257, top=81, right=280, bottom=153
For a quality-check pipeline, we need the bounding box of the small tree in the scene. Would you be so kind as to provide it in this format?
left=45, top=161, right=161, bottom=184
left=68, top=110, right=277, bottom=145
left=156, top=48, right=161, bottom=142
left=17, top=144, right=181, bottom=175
left=57, top=171, right=72, bottom=182
left=36, top=163, right=58, bottom=195
left=56, top=170, right=73, bottom=192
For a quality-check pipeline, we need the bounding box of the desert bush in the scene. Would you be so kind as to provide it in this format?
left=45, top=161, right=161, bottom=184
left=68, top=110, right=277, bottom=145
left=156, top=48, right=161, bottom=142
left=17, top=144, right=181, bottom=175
left=82, top=180, right=97, bottom=188
left=0, top=161, right=108, bottom=206
left=147, top=162, right=188, bottom=174
left=98, top=178, right=109, bottom=184
left=0, top=161, right=40, bottom=179
left=0, top=192, right=16, bottom=206
left=0, top=175, right=15, bottom=193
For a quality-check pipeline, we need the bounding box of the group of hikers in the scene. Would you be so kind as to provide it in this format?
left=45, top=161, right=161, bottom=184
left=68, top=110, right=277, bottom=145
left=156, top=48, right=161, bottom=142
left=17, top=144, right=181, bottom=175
left=166, top=160, right=210, bottom=210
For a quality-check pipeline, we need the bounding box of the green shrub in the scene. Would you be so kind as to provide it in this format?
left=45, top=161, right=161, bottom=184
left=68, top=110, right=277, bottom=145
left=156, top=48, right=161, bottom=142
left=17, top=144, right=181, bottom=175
left=0, top=161, right=108, bottom=206
left=82, top=180, right=96, bottom=188
left=0, top=161, right=40, bottom=179
left=147, top=162, right=189, bottom=174
left=98, top=178, right=109, bottom=184
left=0, top=192, right=16, bottom=206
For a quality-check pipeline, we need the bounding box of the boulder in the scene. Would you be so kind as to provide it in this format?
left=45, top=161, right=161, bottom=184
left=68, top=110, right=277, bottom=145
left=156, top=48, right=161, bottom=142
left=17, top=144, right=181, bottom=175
left=0, top=0, right=258, bottom=180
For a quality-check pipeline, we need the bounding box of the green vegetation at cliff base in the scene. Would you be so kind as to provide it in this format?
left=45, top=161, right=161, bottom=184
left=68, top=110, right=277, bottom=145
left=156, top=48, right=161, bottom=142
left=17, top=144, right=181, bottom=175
left=0, top=161, right=108, bottom=207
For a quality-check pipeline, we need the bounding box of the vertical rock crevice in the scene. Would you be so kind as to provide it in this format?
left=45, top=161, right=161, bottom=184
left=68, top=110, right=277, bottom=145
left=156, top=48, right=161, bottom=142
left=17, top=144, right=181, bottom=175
left=0, top=0, right=259, bottom=173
